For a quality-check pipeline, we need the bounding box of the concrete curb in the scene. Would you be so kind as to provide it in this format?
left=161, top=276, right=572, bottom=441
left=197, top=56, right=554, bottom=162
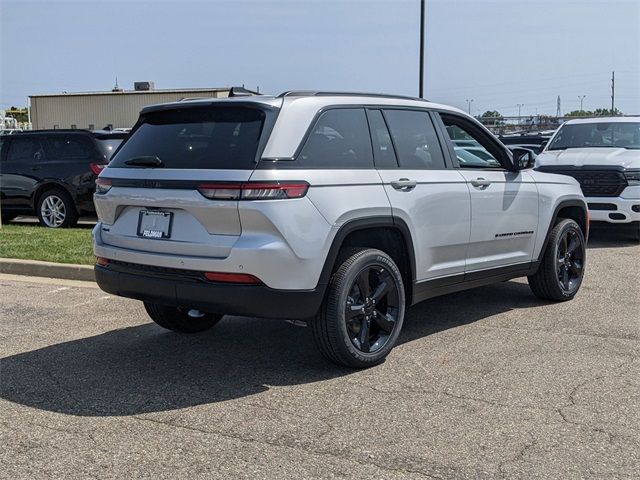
left=0, top=258, right=95, bottom=282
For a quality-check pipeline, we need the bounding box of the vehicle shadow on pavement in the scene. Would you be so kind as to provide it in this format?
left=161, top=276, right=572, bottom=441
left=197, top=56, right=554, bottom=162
left=0, top=282, right=546, bottom=417
left=399, top=280, right=544, bottom=344
left=587, top=227, right=639, bottom=249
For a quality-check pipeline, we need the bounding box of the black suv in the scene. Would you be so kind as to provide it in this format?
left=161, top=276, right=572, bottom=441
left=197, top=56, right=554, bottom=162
left=0, top=130, right=126, bottom=227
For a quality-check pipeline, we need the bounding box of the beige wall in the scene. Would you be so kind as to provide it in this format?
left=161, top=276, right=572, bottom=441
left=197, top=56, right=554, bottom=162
left=30, top=90, right=230, bottom=130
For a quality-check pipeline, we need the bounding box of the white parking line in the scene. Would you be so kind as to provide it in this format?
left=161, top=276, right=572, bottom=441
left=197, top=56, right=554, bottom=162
left=68, top=296, right=112, bottom=308
left=0, top=273, right=99, bottom=289
left=46, top=286, right=70, bottom=295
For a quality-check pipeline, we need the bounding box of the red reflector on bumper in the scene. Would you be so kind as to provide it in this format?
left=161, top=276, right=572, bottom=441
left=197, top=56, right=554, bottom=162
left=204, top=272, right=262, bottom=284
left=96, top=257, right=110, bottom=267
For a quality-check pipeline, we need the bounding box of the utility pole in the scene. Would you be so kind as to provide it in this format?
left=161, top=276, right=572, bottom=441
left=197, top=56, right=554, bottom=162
left=465, top=99, right=474, bottom=115
left=578, top=95, right=586, bottom=112
left=419, top=0, right=425, bottom=98
left=611, top=70, right=615, bottom=114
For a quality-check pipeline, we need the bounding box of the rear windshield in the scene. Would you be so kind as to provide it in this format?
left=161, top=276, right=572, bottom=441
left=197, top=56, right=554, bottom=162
left=548, top=122, right=640, bottom=150
left=109, top=107, right=266, bottom=169
left=96, top=138, right=124, bottom=160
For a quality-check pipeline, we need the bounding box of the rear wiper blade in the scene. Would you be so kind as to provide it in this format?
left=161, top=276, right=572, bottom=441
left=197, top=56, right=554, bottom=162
left=124, top=156, right=163, bottom=167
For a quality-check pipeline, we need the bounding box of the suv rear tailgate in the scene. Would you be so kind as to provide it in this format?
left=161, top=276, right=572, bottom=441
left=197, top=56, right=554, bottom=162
left=95, top=169, right=251, bottom=258
left=95, top=103, right=277, bottom=259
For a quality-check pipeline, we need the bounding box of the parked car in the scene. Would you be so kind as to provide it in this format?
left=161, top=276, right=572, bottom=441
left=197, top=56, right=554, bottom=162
left=93, top=91, right=588, bottom=368
left=500, top=131, right=554, bottom=154
left=0, top=129, right=127, bottom=227
left=535, top=117, right=640, bottom=240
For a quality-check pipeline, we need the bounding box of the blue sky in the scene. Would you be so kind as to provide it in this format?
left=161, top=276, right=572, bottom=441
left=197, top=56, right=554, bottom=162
left=1, top=0, right=638, bottom=116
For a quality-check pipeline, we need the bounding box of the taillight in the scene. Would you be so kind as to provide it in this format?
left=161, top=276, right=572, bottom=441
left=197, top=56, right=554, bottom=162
left=204, top=271, right=262, bottom=284
left=95, top=178, right=112, bottom=194
left=89, top=163, right=106, bottom=175
left=196, top=181, right=309, bottom=200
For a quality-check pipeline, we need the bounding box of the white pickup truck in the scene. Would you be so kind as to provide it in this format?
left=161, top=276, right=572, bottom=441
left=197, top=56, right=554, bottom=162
left=536, top=117, right=640, bottom=240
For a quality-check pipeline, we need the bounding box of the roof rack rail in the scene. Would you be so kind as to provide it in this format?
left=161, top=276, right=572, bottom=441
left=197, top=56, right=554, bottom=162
left=278, top=91, right=428, bottom=102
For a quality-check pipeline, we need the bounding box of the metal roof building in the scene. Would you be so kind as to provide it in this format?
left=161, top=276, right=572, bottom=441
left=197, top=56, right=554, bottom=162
left=29, top=84, right=231, bottom=130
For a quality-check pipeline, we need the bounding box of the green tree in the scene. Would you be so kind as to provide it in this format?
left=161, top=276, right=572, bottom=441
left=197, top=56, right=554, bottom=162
left=479, top=110, right=503, bottom=126
left=565, top=110, right=593, bottom=117
left=593, top=107, right=623, bottom=116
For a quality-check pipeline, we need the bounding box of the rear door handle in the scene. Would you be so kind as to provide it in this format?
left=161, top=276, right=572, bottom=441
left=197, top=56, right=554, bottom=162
left=470, top=177, right=491, bottom=188
left=390, top=178, right=417, bottom=191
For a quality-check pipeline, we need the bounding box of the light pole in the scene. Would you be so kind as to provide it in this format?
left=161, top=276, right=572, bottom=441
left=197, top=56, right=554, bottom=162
left=465, top=99, right=474, bottom=115
left=517, top=103, right=524, bottom=117
left=419, top=0, right=425, bottom=98
left=578, top=95, right=586, bottom=112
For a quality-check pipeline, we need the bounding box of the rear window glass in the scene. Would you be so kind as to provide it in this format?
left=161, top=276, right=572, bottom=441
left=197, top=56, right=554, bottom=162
left=6, top=138, right=46, bottom=162
left=383, top=110, right=446, bottom=169
left=48, top=135, right=96, bottom=160
left=109, top=107, right=266, bottom=169
left=97, top=138, right=124, bottom=160
left=297, top=108, right=373, bottom=168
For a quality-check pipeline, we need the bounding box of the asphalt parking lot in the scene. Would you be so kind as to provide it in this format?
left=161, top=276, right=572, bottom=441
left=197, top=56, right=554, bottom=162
left=1, top=230, right=638, bottom=479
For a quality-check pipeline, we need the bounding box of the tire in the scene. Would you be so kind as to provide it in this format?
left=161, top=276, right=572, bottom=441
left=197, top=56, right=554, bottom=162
left=144, top=302, right=223, bottom=333
left=311, top=248, right=406, bottom=368
left=36, top=188, right=79, bottom=228
left=528, top=219, right=586, bottom=301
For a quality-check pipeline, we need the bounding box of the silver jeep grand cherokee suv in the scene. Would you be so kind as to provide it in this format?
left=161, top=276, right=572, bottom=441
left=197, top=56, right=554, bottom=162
left=93, top=91, right=588, bottom=368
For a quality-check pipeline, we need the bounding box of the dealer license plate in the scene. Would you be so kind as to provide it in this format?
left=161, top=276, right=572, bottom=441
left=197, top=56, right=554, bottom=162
left=137, top=210, right=173, bottom=239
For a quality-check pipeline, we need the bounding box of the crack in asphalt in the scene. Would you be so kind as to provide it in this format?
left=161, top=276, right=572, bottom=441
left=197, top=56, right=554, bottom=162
left=497, top=433, right=538, bottom=477
left=130, top=414, right=445, bottom=479
left=480, top=324, right=640, bottom=343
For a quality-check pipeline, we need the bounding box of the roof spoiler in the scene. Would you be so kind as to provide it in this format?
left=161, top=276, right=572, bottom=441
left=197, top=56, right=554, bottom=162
left=228, top=86, right=262, bottom=97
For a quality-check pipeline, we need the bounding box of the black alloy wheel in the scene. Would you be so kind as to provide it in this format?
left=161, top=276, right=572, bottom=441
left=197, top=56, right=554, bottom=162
left=345, top=265, right=400, bottom=354
left=556, top=227, right=585, bottom=294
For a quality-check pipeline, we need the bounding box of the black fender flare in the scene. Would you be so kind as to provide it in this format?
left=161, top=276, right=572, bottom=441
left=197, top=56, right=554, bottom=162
left=536, top=199, right=588, bottom=263
left=314, top=215, right=416, bottom=297
left=30, top=180, right=78, bottom=211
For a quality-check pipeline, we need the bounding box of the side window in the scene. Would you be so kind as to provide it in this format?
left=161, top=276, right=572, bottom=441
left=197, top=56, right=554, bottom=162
left=366, top=110, right=397, bottom=168
left=6, top=138, right=45, bottom=163
left=48, top=135, right=95, bottom=160
left=298, top=108, right=373, bottom=168
left=440, top=115, right=503, bottom=169
left=383, top=109, right=446, bottom=169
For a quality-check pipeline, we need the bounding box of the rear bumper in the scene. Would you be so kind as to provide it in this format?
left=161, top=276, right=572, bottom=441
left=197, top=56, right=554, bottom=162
left=95, top=263, right=324, bottom=320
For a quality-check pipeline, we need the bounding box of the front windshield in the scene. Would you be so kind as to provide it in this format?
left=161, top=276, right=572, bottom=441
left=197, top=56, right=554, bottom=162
left=548, top=122, right=640, bottom=150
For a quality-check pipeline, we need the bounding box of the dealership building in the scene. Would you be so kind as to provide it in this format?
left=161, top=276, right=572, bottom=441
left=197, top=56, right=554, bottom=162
left=29, top=83, right=231, bottom=130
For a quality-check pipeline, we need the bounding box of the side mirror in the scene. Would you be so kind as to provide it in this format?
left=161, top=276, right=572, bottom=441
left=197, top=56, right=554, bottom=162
left=511, top=147, right=536, bottom=170
left=540, top=140, right=548, bottom=150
